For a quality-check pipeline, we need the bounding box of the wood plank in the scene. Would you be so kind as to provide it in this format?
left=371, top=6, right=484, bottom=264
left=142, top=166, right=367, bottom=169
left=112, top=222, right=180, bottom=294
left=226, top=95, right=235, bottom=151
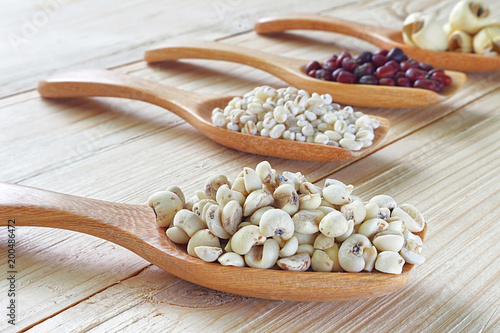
left=20, top=88, right=500, bottom=332
left=1, top=38, right=499, bottom=191
left=3, top=0, right=500, bottom=187
left=2, top=92, right=499, bottom=330
left=0, top=228, right=149, bottom=332
left=1, top=0, right=500, bottom=331
left=0, top=0, right=364, bottom=98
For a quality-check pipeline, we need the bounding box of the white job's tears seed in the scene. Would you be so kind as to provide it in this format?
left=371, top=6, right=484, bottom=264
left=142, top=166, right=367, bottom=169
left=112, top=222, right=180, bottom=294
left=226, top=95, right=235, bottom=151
left=211, top=86, right=379, bottom=150
left=154, top=161, right=426, bottom=275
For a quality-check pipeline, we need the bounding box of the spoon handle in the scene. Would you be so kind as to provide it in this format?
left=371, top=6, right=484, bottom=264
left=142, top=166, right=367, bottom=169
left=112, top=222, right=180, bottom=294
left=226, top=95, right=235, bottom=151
left=0, top=182, right=153, bottom=238
left=145, top=41, right=305, bottom=81
left=255, top=14, right=397, bottom=49
left=0, top=182, right=196, bottom=277
left=38, top=69, right=211, bottom=125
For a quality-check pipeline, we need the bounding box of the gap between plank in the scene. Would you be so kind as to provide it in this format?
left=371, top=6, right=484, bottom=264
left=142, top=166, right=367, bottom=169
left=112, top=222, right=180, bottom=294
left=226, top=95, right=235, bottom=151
left=21, top=85, right=500, bottom=332
left=314, top=86, right=500, bottom=186
left=14, top=85, right=500, bottom=190
left=0, top=0, right=380, bottom=100
left=17, top=264, right=154, bottom=333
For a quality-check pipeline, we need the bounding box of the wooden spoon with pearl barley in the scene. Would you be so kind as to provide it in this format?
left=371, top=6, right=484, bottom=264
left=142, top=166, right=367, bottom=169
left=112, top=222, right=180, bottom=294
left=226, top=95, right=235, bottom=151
left=254, top=14, right=500, bottom=72
left=144, top=41, right=466, bottom=108
left=37, top=69, right=389, bottom=162
left=0, top=182, right=427, bottom=302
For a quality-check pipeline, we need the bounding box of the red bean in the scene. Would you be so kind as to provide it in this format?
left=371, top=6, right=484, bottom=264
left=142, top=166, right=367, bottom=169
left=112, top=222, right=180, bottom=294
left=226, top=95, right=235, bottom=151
left=379, top=78, right=395, bottom=86
left=419, top=62, right=433, bottom=71
left=434, top=79, right=444, bottom=92
left=374, top=49, right=389, bottom=56
left=341, top=57, right=358, bottom=72
left=305, top=48, right=452, bottom=90
left=358, top=75, right=378, bottom=85
left=353, top=62, right=375, bottom=78
left=372, top=54, right=388, bottom=67
left=394, top=71, right=406, bottom=79
left=332, top=68, right=345, bottom=81
left=413, top=79, right=437, bottom=91
left=405, top=68, right=427, bottom=82
left=430, top=71, right=452, bottom=86
left=358, top=51, right=373, bottom=63
left=337, top=71, right=356, bottom=83
left=325, top=55, right=338, bottom=64
left=305, top=60, right=321, bottom=73
left=427, top=68, right=444, bottom=76
left=375, top=65, right=395, bottom=79
left=336, top=51, right=352, bottom=67
left=396, top=77, right=411, bottom=87
left=385, top=60, right=400, bottom=71
left=307, top=69, right=317, bottom=78
left=387, top=47, right=408, bottom=62
left=323, top=59, right=339, bottom=71
left=315, top=69, right=332, bottom=81
left=400, top=59, right=419, bottom=72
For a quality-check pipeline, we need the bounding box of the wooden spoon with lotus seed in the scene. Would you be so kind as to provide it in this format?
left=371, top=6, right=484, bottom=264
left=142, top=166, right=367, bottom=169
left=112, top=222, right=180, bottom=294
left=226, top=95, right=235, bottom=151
left=38, top=69, right=389, bottom=162
left=144, top=41, right=466, bottom=108
left=0, top=183, right=426, bottom=302
left=254, top=14, right=500, bottom=72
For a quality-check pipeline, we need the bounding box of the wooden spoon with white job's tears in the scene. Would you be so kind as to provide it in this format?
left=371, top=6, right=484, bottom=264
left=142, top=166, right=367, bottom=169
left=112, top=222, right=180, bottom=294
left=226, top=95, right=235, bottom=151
left=38, top=69, right=389, bottom=162
left=254, top=14, right=500, bottom=72
left=0, top=183, right=426, bottom=301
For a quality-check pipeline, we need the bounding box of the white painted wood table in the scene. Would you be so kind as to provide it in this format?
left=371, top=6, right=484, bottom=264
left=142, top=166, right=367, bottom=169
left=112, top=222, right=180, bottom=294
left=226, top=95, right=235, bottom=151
left=1, top=0, right=499, bottom=332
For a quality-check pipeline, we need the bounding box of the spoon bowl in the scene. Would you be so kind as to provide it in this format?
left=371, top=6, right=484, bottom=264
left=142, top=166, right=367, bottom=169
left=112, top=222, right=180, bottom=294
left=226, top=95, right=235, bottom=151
left=254, top=14, right=500, bottom=72
left=0, top=183, right=426, bottom=302
left=38, top=69, right=389, bottom=161
left=145, top=41, right=466, bottom=108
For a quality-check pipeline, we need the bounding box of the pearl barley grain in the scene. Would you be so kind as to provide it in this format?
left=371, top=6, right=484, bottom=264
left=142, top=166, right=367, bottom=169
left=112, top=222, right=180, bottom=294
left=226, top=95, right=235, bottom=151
left=212, top=86, right=378, bottom=150
left=160, top=161, right=426, bottom=275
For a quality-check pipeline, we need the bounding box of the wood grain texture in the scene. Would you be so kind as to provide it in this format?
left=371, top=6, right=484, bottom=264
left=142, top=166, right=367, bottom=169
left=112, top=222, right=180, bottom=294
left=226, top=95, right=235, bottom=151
left=0, top=227, right=149, bottom=332
left=1, top=0, right=499, bottom=332
left=0, top=0, right=361, bottom=98
left=145, top=41, right=467, bottom=108
left=13, top=88, right=500, bottom=333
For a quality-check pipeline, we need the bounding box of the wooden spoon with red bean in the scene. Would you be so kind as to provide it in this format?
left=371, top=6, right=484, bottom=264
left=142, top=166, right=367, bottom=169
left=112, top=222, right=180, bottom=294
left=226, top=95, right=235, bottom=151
left=145, top=41, right=466, bottom=108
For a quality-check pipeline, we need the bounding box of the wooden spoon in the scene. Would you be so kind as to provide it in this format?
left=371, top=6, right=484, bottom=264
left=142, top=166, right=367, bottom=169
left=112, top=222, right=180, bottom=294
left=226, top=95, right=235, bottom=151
left=0, top=182, right=427, bottom=302
left=254, top=14, right=500, bottom=72
left=37, top=69, right=388, bottom=162
left=144, top=41, right=466, bottom=108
